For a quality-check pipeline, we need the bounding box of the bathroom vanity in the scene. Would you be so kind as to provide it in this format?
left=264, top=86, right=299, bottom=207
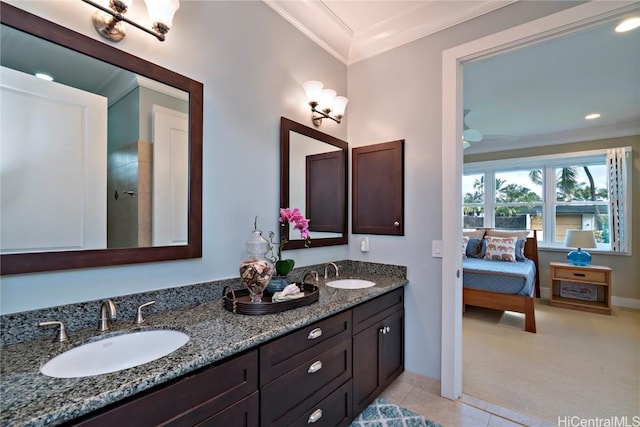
left=0, top=262, right=406, bottom=426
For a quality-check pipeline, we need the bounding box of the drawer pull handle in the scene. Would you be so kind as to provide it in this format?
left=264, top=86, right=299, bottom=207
left=308, top=409, right=323, bottom=424
left=308, top=360, right=323, bottom=374
left=307, top=328, right=322, bottom=340
left=573, top=273, right=586, bottom=277
left=379, top=326, right=391, bottom=335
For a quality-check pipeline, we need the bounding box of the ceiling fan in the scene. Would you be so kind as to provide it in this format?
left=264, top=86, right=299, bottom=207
left=462, top=109, right=518, bottom=149
left=462, top=109, right=482, bottom=149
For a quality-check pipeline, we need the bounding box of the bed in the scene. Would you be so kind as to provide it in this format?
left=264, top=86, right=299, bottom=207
left=462, top=229, right=540, bottom=333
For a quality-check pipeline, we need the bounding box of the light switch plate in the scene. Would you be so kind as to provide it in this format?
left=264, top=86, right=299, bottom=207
left=432, top=240, right=443, bottom=258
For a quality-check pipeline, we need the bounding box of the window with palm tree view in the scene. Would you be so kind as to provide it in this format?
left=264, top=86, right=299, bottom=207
left=463, top=148, right=631, bottom=252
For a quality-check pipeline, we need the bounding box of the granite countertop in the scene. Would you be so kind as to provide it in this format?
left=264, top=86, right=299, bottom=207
left=0, top=272, right=407, bottom=426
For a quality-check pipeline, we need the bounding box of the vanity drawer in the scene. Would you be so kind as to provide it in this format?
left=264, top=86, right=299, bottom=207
left=261, top=338, right=352, bottom=426
left=353, top=288, right=404, bottom=334
left=260, top=310, right=351, bottom=385
left=553, top=267, right=607, bottom=284
left=287, top=380, right=353, bottom=427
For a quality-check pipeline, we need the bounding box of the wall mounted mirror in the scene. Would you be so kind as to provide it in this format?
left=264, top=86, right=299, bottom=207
left=280, top=117, right=348, bottom=249
left=0, top=3, right=203, bottom=275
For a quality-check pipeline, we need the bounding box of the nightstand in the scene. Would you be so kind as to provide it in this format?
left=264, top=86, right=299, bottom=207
left=549, top=262, right=611, bottom=314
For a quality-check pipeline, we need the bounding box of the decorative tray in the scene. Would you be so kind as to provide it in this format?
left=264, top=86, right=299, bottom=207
left=222, top=283, right=319, bottom=315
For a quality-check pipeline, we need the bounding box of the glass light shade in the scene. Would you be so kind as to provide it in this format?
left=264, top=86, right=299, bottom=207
left=145, top=0, right=180, bottom=27
left=463, top=128, right=482, bottom=143
left=319, top=89, right=337, bottom=111
left=332, top=96, right=348, bottom=116
left=303, top=80, right=323, bottom=104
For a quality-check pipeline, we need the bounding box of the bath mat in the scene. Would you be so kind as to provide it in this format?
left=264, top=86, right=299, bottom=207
left=350, top=397, right=442, bottom=427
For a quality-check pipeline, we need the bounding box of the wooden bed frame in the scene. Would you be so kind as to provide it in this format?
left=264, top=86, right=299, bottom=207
left=463, top=230, right=541, bottom=333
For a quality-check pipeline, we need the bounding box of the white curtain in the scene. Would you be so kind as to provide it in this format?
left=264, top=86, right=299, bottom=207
left=607, top=147, right=630, bottom=252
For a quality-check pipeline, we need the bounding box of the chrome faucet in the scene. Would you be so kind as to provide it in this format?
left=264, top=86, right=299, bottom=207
left=303, top=270, right=319, bottom=284
left=98, top=299, right=117, bottom=332
left=324, top=262, right=339, bottom=279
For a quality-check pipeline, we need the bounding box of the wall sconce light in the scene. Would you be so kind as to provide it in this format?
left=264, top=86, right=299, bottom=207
left=82, top=0, right=180, bottom=42
left=303, top=81, right=348, bottom=126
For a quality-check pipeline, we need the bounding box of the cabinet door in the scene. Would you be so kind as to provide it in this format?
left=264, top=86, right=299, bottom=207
left=352, top=319, right=382, bottom=415
left=352, top=140, right=404, bottom=235
left=352, top=308, right=404, bottom=416
left=380, top=309, right=404, bottom=388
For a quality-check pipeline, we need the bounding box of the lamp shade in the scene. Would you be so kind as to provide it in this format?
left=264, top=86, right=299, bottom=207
left=564, top=230, right=596, bottom=249
left=145, top=0, right=180, bottom=27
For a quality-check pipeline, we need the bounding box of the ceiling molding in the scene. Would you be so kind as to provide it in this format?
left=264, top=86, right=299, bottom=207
left=262, top=0, right=349, bottom=63
left=263, top=0, right=516, bottom=65
left=349, top=1, right=518, bottom=64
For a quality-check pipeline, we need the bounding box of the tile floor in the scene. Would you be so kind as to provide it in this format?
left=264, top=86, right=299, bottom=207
left=380, top=371, right=554, bottom=427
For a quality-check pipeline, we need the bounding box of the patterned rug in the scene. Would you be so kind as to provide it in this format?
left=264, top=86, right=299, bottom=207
left=350, top=397, right=442, bottom=427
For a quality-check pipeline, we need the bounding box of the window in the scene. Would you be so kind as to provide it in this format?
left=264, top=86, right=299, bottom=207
left=463, top=148, right=631, bottom=253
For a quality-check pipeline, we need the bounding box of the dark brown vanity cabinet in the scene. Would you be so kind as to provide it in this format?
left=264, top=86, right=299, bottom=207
left=260, top=310, right=353, bottom=427
left=352, top=288, right=405, bottom=415
left=69, top=350, right=259, bottom=427
left=64, top=288, right=404, bottom=427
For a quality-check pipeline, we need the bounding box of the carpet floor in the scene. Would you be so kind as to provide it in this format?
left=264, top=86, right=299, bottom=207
left=463, top=299, right=640, bottom=425
left=351, top=397, right=442, bottom=427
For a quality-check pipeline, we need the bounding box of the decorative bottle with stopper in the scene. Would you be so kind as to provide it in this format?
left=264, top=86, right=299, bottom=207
left=239, top=217, right=274, bottom=303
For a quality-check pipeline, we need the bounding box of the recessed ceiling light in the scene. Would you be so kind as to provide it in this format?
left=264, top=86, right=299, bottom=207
left=585, top=113, right=601, bottom=120
left=35, top=73, right=54, bottom=81
left=615, top=17, right=640, bottom=33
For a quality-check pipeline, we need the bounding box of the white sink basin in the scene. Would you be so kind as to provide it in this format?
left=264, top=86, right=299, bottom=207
left=40, top=329, right=189, bottom=378
left=326, top=279, right=375, bottom=289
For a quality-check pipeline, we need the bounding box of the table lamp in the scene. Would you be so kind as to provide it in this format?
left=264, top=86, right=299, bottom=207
left=564, top=229, right=597, bottom=266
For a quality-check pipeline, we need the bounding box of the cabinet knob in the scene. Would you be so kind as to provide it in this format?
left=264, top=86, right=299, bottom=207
left=307, top=328, right=322, bottom=340
left=307, top=360, right=323, bottom=374
left=393, top=221, right=400, bottom=227
left=308, top=409, right=323, bottom=424
left=379, top=326, right=391, bottom=334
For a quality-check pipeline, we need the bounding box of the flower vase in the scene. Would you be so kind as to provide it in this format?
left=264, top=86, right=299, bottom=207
left=265, top=275, right=291, bottom=296
left=239, top=228, right=274, bottom=303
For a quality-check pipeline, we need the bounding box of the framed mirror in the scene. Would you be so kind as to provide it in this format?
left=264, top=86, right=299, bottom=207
left=0, top=3, right=203, bottom=275
left=280, top=117, right=348, bottom=249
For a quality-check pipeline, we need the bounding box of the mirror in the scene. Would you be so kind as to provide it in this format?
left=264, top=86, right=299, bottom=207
left=0, top=3, right=203, bottom=275
left=280, top=117, right=348, bottom=249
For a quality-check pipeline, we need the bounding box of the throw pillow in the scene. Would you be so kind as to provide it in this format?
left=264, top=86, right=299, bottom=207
left=462, top=236, right=469, bottom=258
left=515, top=239, right=528, bottom=261
left=466, top=238, right=486, bottom=258
left=484, top=236, right=517, bottom=262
